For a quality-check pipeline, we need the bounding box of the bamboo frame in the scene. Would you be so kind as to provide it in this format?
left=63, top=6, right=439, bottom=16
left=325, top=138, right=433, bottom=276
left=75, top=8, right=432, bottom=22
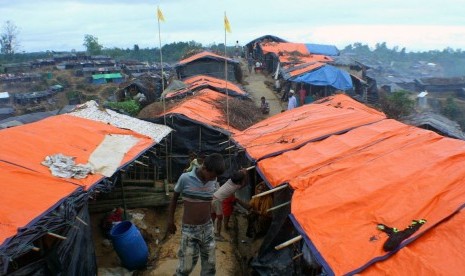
left=252, top=184, right=288, bottom=198
left=275, top=235, right=302, bottom=250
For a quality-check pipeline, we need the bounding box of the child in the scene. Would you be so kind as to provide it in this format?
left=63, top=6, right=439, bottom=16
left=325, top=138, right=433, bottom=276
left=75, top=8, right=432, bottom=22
left=260, top=96, right=270, bottom=114
left=211, top=169, right=247, bottom=241
left=222, top=194, right=236, bottom=231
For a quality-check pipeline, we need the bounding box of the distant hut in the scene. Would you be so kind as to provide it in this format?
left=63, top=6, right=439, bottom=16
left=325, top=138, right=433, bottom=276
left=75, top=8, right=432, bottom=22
left=175, top=51, right=242, bottom=83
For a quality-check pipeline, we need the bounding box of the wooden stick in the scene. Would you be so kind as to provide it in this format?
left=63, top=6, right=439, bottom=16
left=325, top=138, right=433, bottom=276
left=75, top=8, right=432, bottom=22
left=225, top=145, right=235, bottom=150
left=75, top=216, right=88, bottom=226
left=134, top=160, right=148, bottom=167
left=252, top=184, right=288, bottom=199
left=47, top=232, right=67, bottom=240
left=292, top=253, right=303, bottom=260
left=245, top=166, right=255, bottom=171
left=275, top=235, right=302, bottom=250
left=266, top=201, right=290, bottom=213
left=219, top=140, right=229, bottom=145
left=30, top=246, right=40, bottom=252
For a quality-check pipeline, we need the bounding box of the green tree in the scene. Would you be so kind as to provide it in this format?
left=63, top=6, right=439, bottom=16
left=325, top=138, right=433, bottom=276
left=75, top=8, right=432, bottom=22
left=83, top=34, right=103, bottom=55
left=378, top=90, right=414, bottom=119
left=442, top=97, right=461, bottom=119
left=0, top=20, right=20, bottom=54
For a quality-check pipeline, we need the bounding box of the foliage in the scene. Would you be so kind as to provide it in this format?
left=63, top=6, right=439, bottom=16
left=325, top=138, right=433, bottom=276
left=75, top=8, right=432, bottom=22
left=66, top=91, right=81, bottom=101
left=442, top=97, right=461, bottom=118
left=106, top=100, right=140, bottom=116
left=83, top=34, right=103, bottom=55
left=378, top=90, right=414, bottom=119
left=1, top=20, right=20, bottom=55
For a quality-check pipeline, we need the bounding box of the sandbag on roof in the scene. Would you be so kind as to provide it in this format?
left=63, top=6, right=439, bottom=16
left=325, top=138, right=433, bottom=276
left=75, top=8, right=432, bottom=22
left=233, top=94, right=385, bottom=161
left=0, top=114, right=156, bottom=190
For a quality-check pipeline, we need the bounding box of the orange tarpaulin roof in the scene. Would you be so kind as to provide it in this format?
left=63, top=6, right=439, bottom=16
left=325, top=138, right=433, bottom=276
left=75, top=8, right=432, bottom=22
left=260, top=42, right=309, bottom=55
left=363, top=209, right=465, bottom=275
left=284, top=62, right=325, bottom=78
left=279, top=55, right=333, bottom=64
left=256, top=116, right=465, bottom=274
left=0, top=114, right=155, bottom=190
left=177, top=51, right=236, bottom=65
left=233, top=95, right=385, bottom=161
left=162, top=89, right=240, bottom=135
left=166, top=75, right=246, bottom=99
left=0, top=161, right=81, bottom=247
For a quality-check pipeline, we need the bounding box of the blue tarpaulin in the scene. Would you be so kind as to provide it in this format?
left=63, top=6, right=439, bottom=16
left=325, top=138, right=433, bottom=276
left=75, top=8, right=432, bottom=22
left=304, top=43, right=340, bottom=56
left=293, top=64, right=353, bottom=91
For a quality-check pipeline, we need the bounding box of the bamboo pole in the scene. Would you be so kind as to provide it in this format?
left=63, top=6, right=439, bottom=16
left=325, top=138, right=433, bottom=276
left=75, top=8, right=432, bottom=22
left=292, top=253, right=303, bottom=260
left=275, top=235, right=302, bottom=250
left=225, top=145, right=235, bottom=150
left=75, top=216, right=88, bottom=226
left=219, top=140, right=229, bottom=145
left=30, top=246, right=40, bottom=252
left=245, top=166, right=255, bottom=171
left=47, top=232, right=67, bottom=240
left=252, top=184, right=288, bottom=198
left=266, top=201, right=290, bottom=213
left=134, top=160, right=148, bottom=167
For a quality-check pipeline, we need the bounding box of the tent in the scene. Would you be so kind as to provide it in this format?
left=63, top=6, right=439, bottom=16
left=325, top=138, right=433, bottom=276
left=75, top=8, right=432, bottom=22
left=175, top=51, right=242, bottom=83
left=0, top=112, right=171, bottom=274
left=165, top=75, right=248, bottom=99
left=292, top=64, right=353, bottom=91
left=233, top=94, right=385, bottom=162
left=146, top=90, right=240, bottom=181
left=232, top=94, right=465, bottom=275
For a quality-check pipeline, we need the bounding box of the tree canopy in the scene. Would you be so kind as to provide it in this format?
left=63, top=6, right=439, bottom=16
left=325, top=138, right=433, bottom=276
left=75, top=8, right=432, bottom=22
left=0, top=20, right=20, bottom=55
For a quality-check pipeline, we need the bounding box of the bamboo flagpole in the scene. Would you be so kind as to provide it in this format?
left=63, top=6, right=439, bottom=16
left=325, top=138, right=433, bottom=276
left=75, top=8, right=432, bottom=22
left=224, top=12, right=232, bottom=167
left=157, top=5, right=166, bottom=124
left=157, top=5, right=170, bottom=182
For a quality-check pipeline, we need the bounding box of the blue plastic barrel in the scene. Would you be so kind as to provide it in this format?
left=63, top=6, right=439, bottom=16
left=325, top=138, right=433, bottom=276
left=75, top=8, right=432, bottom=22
left=109, top=221, right=148, bottom=270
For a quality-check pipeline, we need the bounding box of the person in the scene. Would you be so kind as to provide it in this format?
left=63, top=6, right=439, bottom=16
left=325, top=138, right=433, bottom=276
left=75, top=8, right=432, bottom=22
left=184, top=152, right=205, bottom=172
left=167, top=153, right=226, bottom=276
left=245, top=181, right=273, bottom=238
left=260, top=96, right=270, bottom=114
left=287, top=90, right=297, bottom=110
left=222, top=194, right=236, bottom=231
left=255, top=61, right=262, bottom=73
left=247, top=55, right=254, bottom=74
left=211, top=169, right=247, bottom=241
left=298, top=85, right=306, bottom=106
left=235, top=40, right=240, bottom=58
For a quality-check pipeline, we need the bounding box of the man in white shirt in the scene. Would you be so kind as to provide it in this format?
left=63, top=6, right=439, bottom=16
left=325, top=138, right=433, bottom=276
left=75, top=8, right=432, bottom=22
left=287, top=90, right=297, bottom=110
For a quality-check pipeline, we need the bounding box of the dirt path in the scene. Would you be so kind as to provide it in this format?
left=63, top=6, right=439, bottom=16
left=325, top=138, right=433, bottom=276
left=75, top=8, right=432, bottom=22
left=242, top=62, right=285, bottom=116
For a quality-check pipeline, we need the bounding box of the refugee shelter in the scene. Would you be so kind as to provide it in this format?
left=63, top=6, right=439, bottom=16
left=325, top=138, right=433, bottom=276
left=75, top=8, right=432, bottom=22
left=0, top=109, right=171, bottom=274
left=146, top=90, right=240, bottom=181
left=232, top=94, right=465, bottom=275
left=174, top=51, right=242, bottom=83
left=91, top=73, right=124, bottom=84
left=164, top=75, right=248, bottom=99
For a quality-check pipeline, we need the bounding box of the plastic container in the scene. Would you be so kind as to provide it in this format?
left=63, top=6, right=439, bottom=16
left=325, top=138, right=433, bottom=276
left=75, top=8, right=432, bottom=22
left=109, top=221, right=148, bottom=270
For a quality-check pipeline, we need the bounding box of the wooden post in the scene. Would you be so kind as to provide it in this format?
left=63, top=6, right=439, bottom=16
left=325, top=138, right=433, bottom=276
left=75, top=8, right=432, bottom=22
left=266, top=201, right=290, bottom=213
left=252, top=184, right=288, bottom=198
left=275, top=235, right=302, bottom=250
left=292, top=253, right=303, bottom=260
left=75, top=216, right=88, bottom=226
left=47, top=232, right=67, bottom=240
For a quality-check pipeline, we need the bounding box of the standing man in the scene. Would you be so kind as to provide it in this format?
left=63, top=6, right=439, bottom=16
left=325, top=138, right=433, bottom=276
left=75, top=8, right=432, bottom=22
left=167, top=153, right=226, bottom=276
left=247, top=55, right=254, bottom=74
left=287, top=90, right=297, bottom=110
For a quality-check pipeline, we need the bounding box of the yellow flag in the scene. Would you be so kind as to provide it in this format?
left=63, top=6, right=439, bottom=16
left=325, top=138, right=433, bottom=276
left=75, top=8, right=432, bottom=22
left=224, top=14, right=231, bottom=33
left=157, top=7, right=165, bottom=22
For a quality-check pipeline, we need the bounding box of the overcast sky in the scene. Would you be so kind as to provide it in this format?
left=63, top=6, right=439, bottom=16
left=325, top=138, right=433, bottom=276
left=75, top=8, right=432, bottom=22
left=2, top=0, right=465, bottom=53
